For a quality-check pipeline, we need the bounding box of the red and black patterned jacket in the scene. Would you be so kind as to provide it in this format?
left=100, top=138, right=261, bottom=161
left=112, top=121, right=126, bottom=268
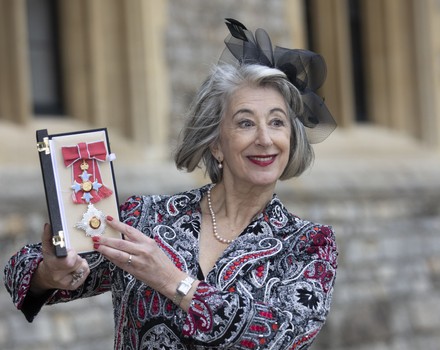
left=4, top=184, right=338, bottom=349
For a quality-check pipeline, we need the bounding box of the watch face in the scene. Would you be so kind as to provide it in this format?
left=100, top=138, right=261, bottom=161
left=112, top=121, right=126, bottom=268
left=177, top=283, right=191, bottom=295
left=177, top=277, right=195, bottom=295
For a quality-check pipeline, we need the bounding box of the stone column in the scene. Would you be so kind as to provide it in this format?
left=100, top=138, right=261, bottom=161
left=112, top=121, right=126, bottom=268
left=383, top=0, right=417, bottom=134
left=285, top=0, right=308, bottom=48
left=58, top=0, right=93, bottom=123
left=122, top=0, right=170, bottom=159
left=413, top=0, right=440, bottom=149
left=361, top=0, right=390, bottom=127
left=362, top=0, right=425, bottom=141
left=0, top=0, right=31, bottom=124
left=308, top=0, right=355, bottom=128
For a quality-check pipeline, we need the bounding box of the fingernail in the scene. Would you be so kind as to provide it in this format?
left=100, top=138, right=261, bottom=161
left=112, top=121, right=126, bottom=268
left=92, top=236, right=100, bottom=243
left=93, top=243, right=100, bottom=250
left=106, top=215, right=114, bottom=222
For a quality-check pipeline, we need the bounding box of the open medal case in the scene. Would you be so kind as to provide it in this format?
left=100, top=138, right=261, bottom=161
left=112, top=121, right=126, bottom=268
left=36, top=128, right=121, bottom=257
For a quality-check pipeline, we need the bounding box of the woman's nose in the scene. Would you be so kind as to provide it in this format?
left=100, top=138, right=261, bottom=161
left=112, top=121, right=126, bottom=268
left=255, top=126, right=273, bottom=147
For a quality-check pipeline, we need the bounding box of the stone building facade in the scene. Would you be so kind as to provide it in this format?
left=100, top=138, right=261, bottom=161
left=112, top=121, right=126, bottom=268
left=2, top=0, right=440, bottom=150
left=1, top=0, right=440, bottom=349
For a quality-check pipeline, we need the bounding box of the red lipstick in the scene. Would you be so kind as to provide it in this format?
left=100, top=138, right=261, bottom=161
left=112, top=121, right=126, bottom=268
left=248, top=155, right=276, bottom=166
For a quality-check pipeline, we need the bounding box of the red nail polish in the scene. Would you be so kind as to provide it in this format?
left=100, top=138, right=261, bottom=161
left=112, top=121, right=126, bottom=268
left=106, top=215, right=114, bottom=222
left=92, top=236, right=100, bottom=243
left=93, top=243, right=100, bottom=250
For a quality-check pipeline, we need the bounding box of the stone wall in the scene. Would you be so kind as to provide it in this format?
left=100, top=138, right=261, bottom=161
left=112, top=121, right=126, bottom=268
left=283, top=131, right=440, bottom=350
left=165, top=0, right=293, bottom=141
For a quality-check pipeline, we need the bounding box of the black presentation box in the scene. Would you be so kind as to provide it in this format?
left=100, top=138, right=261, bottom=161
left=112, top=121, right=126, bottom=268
left=36, top=128, right=121, bottom=257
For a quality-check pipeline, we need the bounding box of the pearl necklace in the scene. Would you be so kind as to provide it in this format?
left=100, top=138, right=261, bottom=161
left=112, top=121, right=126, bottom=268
left=207, top=186, right=234, bottom=244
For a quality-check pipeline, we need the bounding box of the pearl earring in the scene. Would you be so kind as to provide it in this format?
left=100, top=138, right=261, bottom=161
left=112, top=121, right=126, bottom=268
left=218, top=160, right=223, bottom=169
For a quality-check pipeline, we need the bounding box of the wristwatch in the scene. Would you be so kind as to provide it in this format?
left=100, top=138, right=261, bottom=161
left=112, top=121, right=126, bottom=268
left=173, top=276, right=196, bottom=306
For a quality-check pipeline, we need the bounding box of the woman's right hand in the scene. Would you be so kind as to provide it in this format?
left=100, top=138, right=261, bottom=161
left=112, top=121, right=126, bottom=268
left=30, top=223, right=90, bottom=294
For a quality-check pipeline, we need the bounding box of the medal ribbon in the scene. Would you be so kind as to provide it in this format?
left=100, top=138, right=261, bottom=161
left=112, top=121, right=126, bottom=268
left=62, top=141, right=113, bottom=204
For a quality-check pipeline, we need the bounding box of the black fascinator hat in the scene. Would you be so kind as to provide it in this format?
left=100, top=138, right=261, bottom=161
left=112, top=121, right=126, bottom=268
left=221, top=18, right=337, bottom=143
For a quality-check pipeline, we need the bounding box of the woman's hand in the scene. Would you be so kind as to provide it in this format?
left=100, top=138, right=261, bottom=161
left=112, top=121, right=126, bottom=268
left=93, top=216, right=188, bottom=301
left=30, top=223, right=90, bottom=294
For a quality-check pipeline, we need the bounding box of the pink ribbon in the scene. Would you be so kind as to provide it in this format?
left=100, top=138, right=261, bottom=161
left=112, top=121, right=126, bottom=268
left=62, top=141, right=113, bottom=204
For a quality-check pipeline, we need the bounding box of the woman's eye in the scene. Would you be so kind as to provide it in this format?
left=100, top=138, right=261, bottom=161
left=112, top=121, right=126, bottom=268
left=271, top=118, right=286, bottom=127
left=238, top=119, right=254, bottom=128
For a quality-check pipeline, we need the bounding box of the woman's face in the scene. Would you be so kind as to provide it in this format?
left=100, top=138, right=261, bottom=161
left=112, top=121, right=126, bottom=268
left=212, top=85, right=291, bottom=188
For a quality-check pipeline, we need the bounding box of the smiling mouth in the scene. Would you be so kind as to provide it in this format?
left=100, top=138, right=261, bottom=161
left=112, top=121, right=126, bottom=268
left=248, top=155, right=276, bottom=166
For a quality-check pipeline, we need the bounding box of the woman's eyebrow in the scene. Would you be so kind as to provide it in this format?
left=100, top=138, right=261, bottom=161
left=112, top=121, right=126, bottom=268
left=233, top=107, right=287, bottom=118
left=269, top=107, right=288, bottom=116
left=232, top=108, right=254, bottom=118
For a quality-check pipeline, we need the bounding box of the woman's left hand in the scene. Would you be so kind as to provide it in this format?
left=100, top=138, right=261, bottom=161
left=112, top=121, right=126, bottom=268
left=93, top=216, right=187, bottom=298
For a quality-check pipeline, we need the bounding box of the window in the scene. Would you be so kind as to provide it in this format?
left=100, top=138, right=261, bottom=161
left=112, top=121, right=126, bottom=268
left=26, top=0, right=64, bottom=115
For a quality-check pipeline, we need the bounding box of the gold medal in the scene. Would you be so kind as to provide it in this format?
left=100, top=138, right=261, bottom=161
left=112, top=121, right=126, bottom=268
left=82, top=181, right=93, bottom=192
left=89, top=216, right=101, bottom=229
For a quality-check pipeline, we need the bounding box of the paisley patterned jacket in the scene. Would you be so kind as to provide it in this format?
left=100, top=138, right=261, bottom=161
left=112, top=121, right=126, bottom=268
left=4, top=185, right=338, bottom=349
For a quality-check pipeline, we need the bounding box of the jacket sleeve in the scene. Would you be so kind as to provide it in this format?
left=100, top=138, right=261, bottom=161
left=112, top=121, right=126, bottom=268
left=181, top=223, right=338, bottom=350
left=3, top=242, right=112, bottom=322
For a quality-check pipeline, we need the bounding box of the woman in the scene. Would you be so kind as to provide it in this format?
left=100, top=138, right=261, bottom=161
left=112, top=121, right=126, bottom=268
left=4, top=19, right=337, bottom=349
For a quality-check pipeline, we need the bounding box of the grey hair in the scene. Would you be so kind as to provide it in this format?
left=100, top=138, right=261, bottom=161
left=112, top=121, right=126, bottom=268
left=174, top=63, right=314, bottom=182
